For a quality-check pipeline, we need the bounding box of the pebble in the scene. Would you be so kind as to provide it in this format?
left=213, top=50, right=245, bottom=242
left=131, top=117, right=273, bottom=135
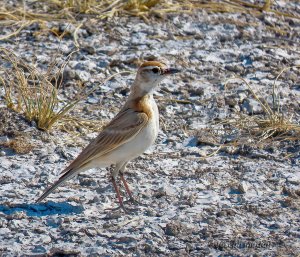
left=97, top=60, right=110, bottom=68
left=75, top=70, right=91, bottom=82
left=87, top=96, right=99, bottom=104
left=46, top=217, right=63, bottom=228
left=225, top=65, right=244, bottom=73
left=0, top=136, right=9, bottom=143
left=157, top=184, right=177, bottom=196
left=165, top=222, right=181, bottom=236
left=82, top=45, right=96, bottom=55
left=41, top=235, right=52, bottom=244
left=242, top=98, right=263, bottom=114
left=32, top=245, right=47, bottom=253
left=79, top=177, right=97, bottom=187
left=286, top=173, right=300, bottom=185
left=225, top=94, right=238, bottom=107
left=238, top=181, right=249, bottom=194
left=63, top=66, right=76, bottom=80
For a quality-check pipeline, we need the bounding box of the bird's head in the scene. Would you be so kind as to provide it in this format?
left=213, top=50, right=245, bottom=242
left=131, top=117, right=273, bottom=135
left=133, top=61, right=180, bottom=95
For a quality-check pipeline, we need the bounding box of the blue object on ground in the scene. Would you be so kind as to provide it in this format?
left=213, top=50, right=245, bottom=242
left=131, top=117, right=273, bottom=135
left=0, top=201, right=84, bottom=217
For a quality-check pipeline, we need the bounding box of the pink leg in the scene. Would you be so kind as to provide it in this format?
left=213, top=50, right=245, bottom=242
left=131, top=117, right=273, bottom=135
left=120, top=173, right=134, bottom=201
left=120, top=173, right=144, bottom=207
left=111, top=176, right=127, bottom=212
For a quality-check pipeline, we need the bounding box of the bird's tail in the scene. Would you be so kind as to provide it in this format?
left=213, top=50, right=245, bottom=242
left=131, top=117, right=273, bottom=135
left=36, top=168, right=78, bottom=203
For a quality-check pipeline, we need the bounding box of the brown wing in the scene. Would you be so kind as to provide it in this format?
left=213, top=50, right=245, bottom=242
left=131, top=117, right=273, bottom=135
left=35, top=108, right=148, bottom=203
left=61, top=108, right=149, bottom=173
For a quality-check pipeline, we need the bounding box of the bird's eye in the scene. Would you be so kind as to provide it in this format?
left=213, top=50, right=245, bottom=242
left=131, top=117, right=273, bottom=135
left=152, top=67, right=160, bottom=74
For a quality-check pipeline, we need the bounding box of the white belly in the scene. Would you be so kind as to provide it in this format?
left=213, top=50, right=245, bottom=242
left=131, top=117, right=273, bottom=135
left=107, top=116, right=158, bottom=163
left=93, top=99, right=159, bottom=166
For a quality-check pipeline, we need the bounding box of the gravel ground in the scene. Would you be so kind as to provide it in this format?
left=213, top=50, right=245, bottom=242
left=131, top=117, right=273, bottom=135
left=0, top=1, right=300, bottom=256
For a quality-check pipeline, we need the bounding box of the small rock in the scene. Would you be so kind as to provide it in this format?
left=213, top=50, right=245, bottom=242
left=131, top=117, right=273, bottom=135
left=165, top=222, right=181, bottom=236
left=0, top=228, right=10, bottom=236
left=238, top=181, right=248, bottom=194
left=286, top=172, right=300, bottom=185
left=49, top=248, right=81, bottom=255
left=168, top=241, right=186, bottom=250
left=88, top=196, right=101, bottom=204
left=82, top=45, right=96, bottom=55
left=116, top=236, right=136, bottom=244
left=225, top=95, right=238, bottom=107
left=238, top=92, right=248, bottom=102
left=46, top=217, right=63, bottom=228
left=87, top=97, right=99, bottom=104
left=33, top=228, right=47, bottom=234
left=31, top=121, right=37, bottom=127
left=10, top=163, right=21, bottom=169
left=225, top=65, right=244, bottom=73
left=188, top=87, right=204, bottom=96
left=145, top=208, right=157, bottom=217
left=103, top=211, right=122, bottom=220
left=32, top=245, right=46, bottom=253
left=242, top=98, right=263, bottom=114
left=207, top=218, right=215, bottom=225
left=75, top=70, right=91, bottom=82
left=44, top=154, right=60, bottom=164
left=216, top=210, right=226, bottom=217
left=55, top=147, right=73, bottom=160
left=269, top=223, right=281, bottom=229
left=84, top=227, right=98, bottom=237
left=41, top=235, right=52, bottom=244
left=97, top=60, right=110, bottom=68
left=157, top=184, right=177, bottom=197
left=79, top=177, right=97, bottom=187
left=63, top=66, right=76, bottom=80
left=0, top=136, right=9, bottom=143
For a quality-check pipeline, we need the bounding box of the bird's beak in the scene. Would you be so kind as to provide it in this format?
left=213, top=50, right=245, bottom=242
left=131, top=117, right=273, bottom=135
left=162, top=68, right=181, bottom=75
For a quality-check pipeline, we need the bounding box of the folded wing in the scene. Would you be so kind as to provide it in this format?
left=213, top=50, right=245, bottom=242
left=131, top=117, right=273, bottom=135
left=63, top=108, right=149, bottom=173
left=36, top=108, right=148, bottom=202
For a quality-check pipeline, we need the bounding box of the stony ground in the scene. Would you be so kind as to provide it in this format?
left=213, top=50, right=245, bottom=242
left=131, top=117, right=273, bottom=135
left=0, top=1, right=300, bottom=256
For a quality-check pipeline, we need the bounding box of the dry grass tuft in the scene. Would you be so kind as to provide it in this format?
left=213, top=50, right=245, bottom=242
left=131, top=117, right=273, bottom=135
left=0, top=47, right=83, bottom=131
left=0, top=47, right=131, bottom=132
left=195, top=66, right=300, bottom=158
left=225, top=66, right=300, bottom=142
left=218, top=66, right=300, bottom=147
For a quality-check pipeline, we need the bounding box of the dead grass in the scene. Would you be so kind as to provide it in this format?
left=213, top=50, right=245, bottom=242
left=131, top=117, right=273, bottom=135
left=200, top=66, right=300, bottom=154
left=0, top=47, right=81, bottom=131
left=0, top=136, right=34, bottom=154
left=0, top=1, right=299, bottom=41
left=223, top=66, right=300, bottom=141
left=57, top=115, right=106, bottom=135
left=0, top=47, right=132, bottom=132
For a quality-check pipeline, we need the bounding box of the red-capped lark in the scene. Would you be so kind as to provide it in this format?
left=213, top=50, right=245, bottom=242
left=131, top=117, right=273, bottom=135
left=36, top=61, right=180, bottom=212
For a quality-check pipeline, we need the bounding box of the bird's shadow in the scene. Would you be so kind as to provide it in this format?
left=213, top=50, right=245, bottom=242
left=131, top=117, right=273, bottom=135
left=0, top=201, right=84, bottom=217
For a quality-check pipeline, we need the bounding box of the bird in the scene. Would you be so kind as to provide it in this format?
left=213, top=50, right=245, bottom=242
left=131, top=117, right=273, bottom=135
left=36, top=60, right=180, bottom=212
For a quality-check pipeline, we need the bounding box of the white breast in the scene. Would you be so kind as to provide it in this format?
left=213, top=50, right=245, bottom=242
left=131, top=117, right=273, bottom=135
left=99, top=96, right=159, bottom=165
